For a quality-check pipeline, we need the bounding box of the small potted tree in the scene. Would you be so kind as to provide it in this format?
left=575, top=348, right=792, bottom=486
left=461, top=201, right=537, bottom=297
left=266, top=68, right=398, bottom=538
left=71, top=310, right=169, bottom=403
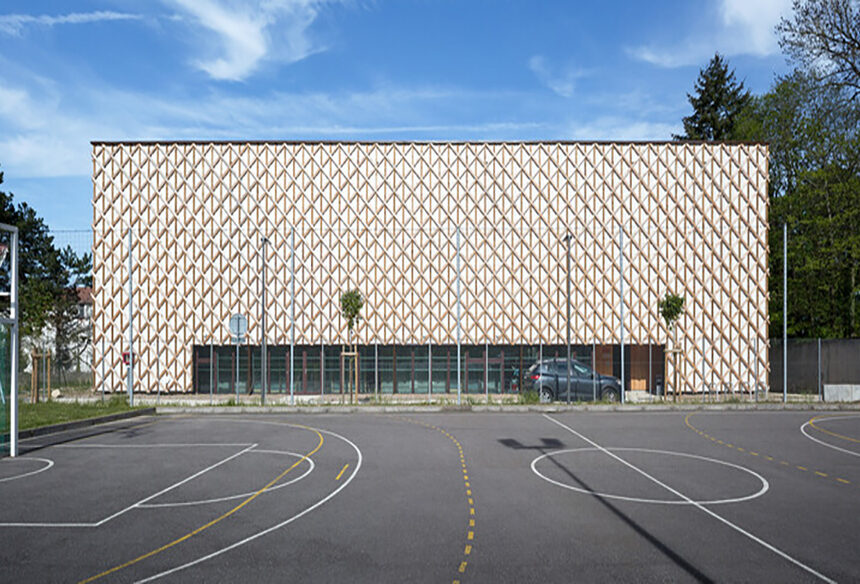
left=659, top=293, right=684, bottom=401
left=340, top=289, right=363, bottom=404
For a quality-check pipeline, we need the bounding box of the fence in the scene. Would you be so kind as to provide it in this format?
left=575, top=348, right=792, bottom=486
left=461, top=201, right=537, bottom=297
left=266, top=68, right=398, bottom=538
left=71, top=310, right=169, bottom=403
left=770, top=338, right=860, bottom=398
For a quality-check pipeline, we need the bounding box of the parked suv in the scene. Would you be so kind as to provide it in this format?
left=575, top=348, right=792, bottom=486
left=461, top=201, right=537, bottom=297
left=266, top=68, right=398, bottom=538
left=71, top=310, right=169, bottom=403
left=525, top=358, right=621, bottom=402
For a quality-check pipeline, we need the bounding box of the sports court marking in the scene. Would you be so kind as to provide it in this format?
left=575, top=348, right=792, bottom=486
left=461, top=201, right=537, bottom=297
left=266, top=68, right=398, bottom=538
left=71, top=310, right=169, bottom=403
left=128, top=420, right=362, bottom=584
left=398, top=417, right=475, bottom=584
left=0, top=457, right=54, bottom=483
left=686, top=412, right=853, bottom=486
left=0, top=444, right=258, bottom=528
left=544, top=413, right=836, bottom=583
left=531, top=447, right=769, bottom=505
left=801, top=414, right=860, bottom=458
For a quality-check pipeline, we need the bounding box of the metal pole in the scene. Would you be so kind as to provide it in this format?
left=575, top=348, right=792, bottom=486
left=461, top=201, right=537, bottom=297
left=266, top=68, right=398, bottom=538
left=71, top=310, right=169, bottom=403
left=817, top=337, right=822, bottom=401
left=702, top=336, right=706, bottom=403
left=290, top=227, right=295, bottom=406
left=565, top=232, right=571, bottom=405
left=374, top=343, right=378, bottom=400
left=209, top=343, right=214, bottom=405
left=755, top=336, right=759, bottom=402
left=10, top=228, right=19, bottom=457
left=428, top=342, right=432, bottom=401
left=592, top=338, right=597, bottom=401
left=619, top=227, right=625, bottom=404
left=127, top=228, right=133, bottom=407
left=235, top=339, right=239, bottom=403
left=261, top=236, right=268, bottom=406
left=100, top=335, right=105, bottom=403
left=485, top=341, right=489, bottom=403
left=156, top=335, right=161, bottom=406
left=456, top=226, right=462, bottom=405
left=783, top=223, right=787, bottom=404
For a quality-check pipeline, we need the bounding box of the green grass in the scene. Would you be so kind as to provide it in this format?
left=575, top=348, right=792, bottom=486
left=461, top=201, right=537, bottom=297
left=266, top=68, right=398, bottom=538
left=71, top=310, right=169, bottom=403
left=17, top=396, right=145, bottom=430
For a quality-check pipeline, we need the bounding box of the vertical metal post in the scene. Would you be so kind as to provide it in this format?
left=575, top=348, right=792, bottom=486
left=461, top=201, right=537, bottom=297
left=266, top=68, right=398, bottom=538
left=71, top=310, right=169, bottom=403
left=456, top=226, right=462, bottom=405
left=485, top=341, right=489, bottom=403
left=702, top=336, right=706, bottom=403
left=261, top=236, right=268, bottom=406
left=100, top=335, right=105, bottom=403
left=127, top=228, right=133, bottom=407
left=648, top=342, right=652, bottom=400
left=235, top=340, right=240, bottom=403
left=592, top=338, right=597, bottom=401
left=783, top=223, right=787, bottom=404
left=9, top=228, right=19, bottom=457
left=428, top=342, right=432, bottom=401
left=209, top=343, right=214, bottom=405
left=320, top=343, right=324, bottom=397
left=565, top=232, right=571, bottom=405
left=817, top=337, right=822, bottom=401
left=755, top=336, right=759, bottom=402
left=290, top=227, right=295, bottom=406
left=374, top=343, right=379, bottom=399
left=156, top=335, right=161, bottom=406
left=619, top=227, right=625, bottom=404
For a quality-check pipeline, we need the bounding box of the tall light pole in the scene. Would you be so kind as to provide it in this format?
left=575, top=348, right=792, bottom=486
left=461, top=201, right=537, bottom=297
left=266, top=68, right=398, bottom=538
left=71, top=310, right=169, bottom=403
left=563, top=231, right=572, bottom=404
left=261, top=236, right=268, bottom=406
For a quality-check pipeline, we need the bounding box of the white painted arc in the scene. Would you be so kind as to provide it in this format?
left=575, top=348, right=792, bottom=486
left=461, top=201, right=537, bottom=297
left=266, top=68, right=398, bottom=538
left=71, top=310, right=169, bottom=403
left=0, top=457, right=54, bottom=483
left=800, top=414, right=860, bottom=458
left=543, top=414, right=836, bottom=584
left=133, top=424, right=363, bottom=583
left=531, top=447, right=769, bottom=505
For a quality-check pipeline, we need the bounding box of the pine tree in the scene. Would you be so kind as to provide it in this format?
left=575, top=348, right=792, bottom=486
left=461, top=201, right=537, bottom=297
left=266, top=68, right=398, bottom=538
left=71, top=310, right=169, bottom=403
left=674, top=53, right=751, bottom=141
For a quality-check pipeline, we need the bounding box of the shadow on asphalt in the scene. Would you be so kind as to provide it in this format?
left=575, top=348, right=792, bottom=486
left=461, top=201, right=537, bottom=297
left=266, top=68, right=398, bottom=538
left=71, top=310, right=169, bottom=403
left=498, top=437, right=714, bottom=584
left=17, top=418, right=156, bottom=455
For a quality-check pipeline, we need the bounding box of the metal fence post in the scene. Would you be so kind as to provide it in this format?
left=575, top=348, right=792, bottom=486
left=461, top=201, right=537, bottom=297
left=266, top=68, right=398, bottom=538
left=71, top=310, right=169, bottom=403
left=290, top=227, right=295, bottom=406
left=619, top=227, right=625, bottom=404
left=261, top=236, right=268, bottom=406
left=783, top=223, right=787, bottom=404
left=127, top=228, right=133, bottom=407
left=818, top=337, right=822, bottom=401
left=456, top=226, right=462, bottom=405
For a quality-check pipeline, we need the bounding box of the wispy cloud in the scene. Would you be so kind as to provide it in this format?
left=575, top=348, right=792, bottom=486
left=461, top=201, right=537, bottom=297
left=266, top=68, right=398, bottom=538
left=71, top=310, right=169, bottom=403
left=567, top=117, right=680, bottom=141
left=528, top=56, right=586, bottom=98
left=0, top=11, right=141, bottom=36
left=627, top=0, right=791, bottom=67
left=166, top=0, right=334, bottom=81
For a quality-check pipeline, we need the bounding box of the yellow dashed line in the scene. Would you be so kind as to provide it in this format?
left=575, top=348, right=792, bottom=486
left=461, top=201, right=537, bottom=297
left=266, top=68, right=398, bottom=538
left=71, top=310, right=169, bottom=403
left=469, top=519, right=475, bottom=527
left=459, top=562, right=467, bottom=573
left=468, top=531, right=474, bottom=540
left=335, top=463, right=349, bottom=481
left=685, top=412, right=855, bottom=491
left=464, top=545, right=472, bottom=555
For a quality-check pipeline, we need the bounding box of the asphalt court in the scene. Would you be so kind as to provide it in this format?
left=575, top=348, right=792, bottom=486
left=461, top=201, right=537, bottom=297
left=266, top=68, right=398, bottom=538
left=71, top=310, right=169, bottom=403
left=1, top=410, right=859, bottom=583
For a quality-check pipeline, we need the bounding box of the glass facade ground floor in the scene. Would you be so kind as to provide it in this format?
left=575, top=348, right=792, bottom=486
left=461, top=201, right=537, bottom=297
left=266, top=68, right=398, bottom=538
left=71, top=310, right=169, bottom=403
left=192, top=343, right=666, bottom=397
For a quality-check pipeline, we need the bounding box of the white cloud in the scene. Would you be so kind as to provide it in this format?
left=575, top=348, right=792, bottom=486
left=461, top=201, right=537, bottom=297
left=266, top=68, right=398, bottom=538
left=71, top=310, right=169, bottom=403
left=567, top=117, right=680, bottom=142
left=0, top=11, right=141, bottom=36
left=167, top=0, right=333, bottom=81
left=528, top=56, right=586, bottom=98
left=627, top=0, right=791, bottom=67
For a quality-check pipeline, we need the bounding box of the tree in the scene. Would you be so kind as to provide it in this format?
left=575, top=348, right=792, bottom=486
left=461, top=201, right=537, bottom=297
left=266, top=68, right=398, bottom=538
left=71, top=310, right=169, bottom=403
left=735, top=72, right=860, bottom=337
left=50, top=247, right=93, bottom=382
left=778, top=0, right=860, bottom=97
left=674, top=53, right=751, bottom=140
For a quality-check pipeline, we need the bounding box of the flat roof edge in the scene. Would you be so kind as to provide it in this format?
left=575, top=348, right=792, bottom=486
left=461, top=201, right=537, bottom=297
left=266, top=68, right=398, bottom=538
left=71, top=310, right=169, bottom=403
left=91, top=139, right=769, bottom=147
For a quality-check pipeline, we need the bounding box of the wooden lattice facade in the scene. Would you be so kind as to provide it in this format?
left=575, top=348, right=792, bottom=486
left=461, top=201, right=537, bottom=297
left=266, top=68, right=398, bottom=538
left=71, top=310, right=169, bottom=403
left=92, top=141, right=769, bottom=394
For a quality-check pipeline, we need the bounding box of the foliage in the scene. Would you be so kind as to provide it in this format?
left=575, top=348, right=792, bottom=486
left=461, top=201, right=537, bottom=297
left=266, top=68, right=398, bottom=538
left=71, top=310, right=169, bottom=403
left=674, top=53, right=751, bottom=140
left=340, top=289, right=364, bottom=332
left=0, top=168, right=93, bottom=364
left=778, top=0, right=860, bottom=97
left=518, top=390, right=540, bottom=405
left=735, top=72, right=860, bottom=337
left=659, top=293, right=685, bottom=330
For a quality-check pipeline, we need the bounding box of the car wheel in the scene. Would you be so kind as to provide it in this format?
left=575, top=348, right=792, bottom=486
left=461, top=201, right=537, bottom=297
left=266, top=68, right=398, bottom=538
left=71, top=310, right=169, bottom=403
left=601, top=387, right=620, bottom=402
left=539, top=387, right=554, bottom=403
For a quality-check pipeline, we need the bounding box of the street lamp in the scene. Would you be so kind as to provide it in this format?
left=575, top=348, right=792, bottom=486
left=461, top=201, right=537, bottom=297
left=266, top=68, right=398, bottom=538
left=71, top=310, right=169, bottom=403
left=563, top=231, right=572, bottom=405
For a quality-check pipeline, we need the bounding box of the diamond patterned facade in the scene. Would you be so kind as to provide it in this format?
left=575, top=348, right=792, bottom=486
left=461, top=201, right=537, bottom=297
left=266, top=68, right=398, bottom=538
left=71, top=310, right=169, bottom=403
left=92, top=141, right=769, bottom=394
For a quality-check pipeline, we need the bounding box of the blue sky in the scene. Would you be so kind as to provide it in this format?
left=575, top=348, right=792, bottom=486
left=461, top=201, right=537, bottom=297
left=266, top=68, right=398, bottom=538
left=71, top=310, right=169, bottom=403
left=0, top=0, right=792, bottom=236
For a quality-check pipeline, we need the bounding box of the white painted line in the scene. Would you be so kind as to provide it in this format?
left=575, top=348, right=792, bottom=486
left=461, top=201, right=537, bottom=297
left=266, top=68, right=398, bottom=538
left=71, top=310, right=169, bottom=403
left=0, top=457, right=54, bottom=483
left=531, top=447, right=769, bottom=505
left=0, top=444, right=257, bottom=528
left=57, top=443, right=254, bottom=449
left=94, top=443, right=258, bottom=526
left=543, top=414, right=836, bottom=584
left=139, top=450, right=315, bottom=508
left=133, top=425, right=363, bottom=583
left=801, top=415, right=860, bottom=458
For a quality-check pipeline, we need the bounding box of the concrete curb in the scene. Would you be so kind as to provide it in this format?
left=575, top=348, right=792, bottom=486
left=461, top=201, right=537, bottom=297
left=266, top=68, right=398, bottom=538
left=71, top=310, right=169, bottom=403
left=13, top=408, right=157, bottom=440
left=155, top=403, right=860, bottom=415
